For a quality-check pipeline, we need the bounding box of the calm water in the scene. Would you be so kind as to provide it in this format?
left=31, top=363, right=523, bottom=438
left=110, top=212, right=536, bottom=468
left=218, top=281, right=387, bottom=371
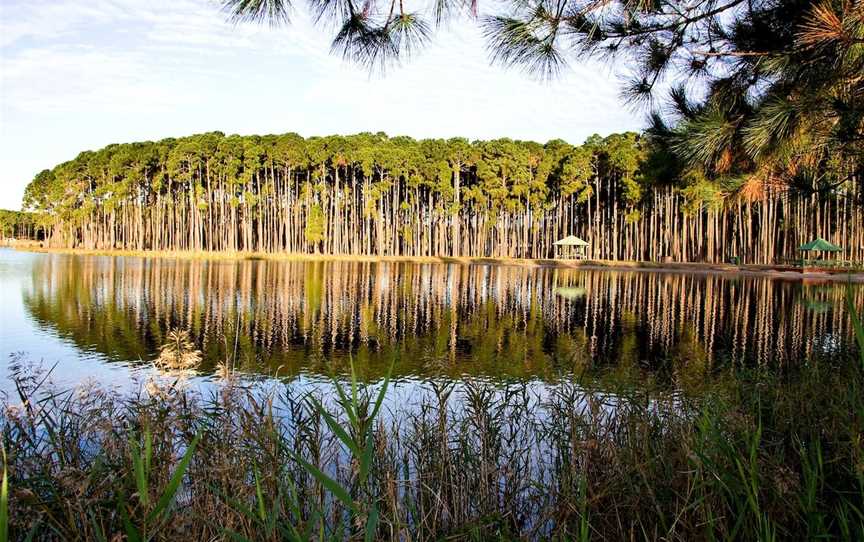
left=0, top=248, right=858, bottom=395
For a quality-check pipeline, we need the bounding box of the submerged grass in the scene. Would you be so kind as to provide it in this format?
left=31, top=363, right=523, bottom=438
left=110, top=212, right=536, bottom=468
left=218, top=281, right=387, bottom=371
left=3, top=352, right=864, bottom=541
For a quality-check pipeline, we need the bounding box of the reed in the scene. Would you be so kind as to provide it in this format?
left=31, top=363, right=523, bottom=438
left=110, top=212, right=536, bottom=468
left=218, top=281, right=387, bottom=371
left=155, top=329, right=202, bottom=373
left=3, top=350, right=863, bottom=541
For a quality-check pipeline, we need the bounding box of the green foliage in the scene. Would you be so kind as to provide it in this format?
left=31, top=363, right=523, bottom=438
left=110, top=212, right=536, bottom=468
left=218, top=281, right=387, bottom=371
left=680, top=173, right=725, bottom=216
left=285, top=357, right=394, bottom=538
left=121, top=427, right=201, bottom=541
left=304, top=203, right=326, bottom=248
left=23, top=130, right=652, bottom=255
left=25, top=124, right=858, bottom=263
left=846, top=284, right=864, bottom=371
left=1, top=445, right=7, bottom=542
left=0, top=209, right=42, bottom=239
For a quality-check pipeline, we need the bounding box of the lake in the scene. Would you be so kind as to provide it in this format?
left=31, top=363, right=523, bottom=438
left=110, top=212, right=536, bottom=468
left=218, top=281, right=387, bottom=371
left=1, top=247, right=858, bottom=396
left=7, top=247, right=864, bottom=540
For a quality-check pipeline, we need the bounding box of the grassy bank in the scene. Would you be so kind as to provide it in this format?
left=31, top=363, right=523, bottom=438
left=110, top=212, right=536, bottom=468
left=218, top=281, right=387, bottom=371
left=10, top=245, right=864, bottom=281
left=4, top=356, right=864, bottom=541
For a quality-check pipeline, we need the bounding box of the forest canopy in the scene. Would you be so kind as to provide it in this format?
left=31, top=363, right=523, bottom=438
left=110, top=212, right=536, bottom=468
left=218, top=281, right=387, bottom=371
left=19, top=130, right=864, bottom=263
left=0, top=209, right=41, bottom=240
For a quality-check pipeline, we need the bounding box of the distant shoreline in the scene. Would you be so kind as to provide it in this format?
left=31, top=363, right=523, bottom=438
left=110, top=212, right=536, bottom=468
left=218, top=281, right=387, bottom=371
left=7, top=245, right=864, bottom=282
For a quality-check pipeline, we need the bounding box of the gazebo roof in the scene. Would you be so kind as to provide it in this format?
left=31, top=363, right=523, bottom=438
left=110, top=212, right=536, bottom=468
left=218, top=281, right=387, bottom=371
left=553, top=235, right=589, bottom=247
left=798, top=237, right=842, bottom=252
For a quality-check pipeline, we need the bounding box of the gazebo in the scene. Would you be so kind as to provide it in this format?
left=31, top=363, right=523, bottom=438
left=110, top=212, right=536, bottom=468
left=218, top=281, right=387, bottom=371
left=798, top=237, right=842, bottom=266
left=553, top=235, right=589, bottom=260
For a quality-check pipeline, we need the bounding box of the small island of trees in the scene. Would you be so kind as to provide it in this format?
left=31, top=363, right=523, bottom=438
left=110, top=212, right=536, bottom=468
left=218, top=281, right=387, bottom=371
left=18, top=130, right=863, bottom=264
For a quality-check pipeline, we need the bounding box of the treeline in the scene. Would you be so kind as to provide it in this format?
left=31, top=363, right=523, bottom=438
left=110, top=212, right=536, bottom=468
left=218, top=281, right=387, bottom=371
left=22, top=131, right=864, bottom=263
left=0, top=209, right=43, bottom=240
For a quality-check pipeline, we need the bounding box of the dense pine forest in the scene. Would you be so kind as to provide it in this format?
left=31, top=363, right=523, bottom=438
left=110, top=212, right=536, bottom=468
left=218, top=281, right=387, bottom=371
left=19, top=131, right=864, bottom=263
left=0, top=209, right=41, bottom=240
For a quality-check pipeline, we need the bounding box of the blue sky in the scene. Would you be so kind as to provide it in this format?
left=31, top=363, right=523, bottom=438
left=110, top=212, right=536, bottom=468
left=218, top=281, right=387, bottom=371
left=0, top=0, right=644, bottom=210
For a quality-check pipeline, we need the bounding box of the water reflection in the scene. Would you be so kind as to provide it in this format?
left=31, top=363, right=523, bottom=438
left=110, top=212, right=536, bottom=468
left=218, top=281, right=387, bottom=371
left=19, top=254, right=859, bottom=384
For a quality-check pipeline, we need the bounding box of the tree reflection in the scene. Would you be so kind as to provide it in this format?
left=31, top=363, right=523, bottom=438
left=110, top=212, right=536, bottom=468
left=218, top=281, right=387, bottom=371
left=22, top=255, right=861, bottom=383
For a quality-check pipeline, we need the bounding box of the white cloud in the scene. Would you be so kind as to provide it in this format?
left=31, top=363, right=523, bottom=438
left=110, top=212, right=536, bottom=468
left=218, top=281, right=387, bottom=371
left=3, top=46, right=196, bottom=113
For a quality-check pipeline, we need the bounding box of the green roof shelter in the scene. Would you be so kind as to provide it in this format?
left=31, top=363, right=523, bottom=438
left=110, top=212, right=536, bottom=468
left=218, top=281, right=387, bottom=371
left=798, top=237, right=842, bottom=267
left=554, top=235, right=589, bottom=259
left=798, top=237, right=842, bottom=252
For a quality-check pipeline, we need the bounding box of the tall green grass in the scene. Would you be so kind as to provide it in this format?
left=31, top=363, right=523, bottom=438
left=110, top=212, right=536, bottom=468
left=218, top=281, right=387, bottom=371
left=3, top=352, right=864, bottom=540
left=1, top=445, right=8, bottom=542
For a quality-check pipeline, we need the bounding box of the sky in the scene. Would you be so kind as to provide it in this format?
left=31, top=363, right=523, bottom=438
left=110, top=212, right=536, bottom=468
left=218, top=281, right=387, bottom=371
left=0, top=0, right=644, bottom=211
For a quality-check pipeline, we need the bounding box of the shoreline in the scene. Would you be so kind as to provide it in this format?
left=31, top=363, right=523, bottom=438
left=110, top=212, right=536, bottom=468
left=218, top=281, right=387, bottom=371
left=7, top=245, right=864, bottom=282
